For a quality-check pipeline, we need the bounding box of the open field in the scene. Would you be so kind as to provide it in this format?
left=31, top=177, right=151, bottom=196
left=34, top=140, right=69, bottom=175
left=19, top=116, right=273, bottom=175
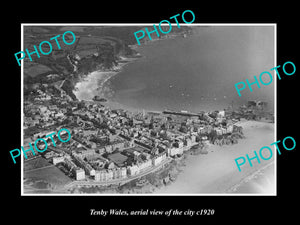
left=24, top=62, right=53, bottom=77
left=24, top=157, right=51, bottom=171
left=24, top=165, right=72, bottom=193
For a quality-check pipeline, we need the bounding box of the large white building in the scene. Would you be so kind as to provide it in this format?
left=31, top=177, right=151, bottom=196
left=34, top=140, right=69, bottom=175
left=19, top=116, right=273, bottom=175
left=137, top=159, right=152, bottom=172
left=120, top=167, right=127, bottom=179
left=94, top=171, right=101, bottom=181
left=52, top=156, right=64, bottom=165
left=75, top=168, right=85, bottom=180
left=152, top=153, right=166, bottom=166
left=127, top=164, right=139, bottom=176
left=95, top=169, right=116, bottom=182
left=168, top=147, right=183, bottom=157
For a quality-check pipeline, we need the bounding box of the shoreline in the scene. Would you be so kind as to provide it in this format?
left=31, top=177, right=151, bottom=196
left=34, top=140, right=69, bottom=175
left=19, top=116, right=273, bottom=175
left=23, top=119, right=275, bottom=195
left=226, top=160, right=275, bottom=193
left=65, top=120, right=275, bottom=195
left=72, top=34, right=190, bottom=113
left=153, top=120, right=275, bottom=194
left=72, top=55, right=139, bottom=104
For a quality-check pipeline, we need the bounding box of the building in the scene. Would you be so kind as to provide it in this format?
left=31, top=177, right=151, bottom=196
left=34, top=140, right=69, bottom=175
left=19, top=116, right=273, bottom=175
left=45, top=151, right=55, bottom=159
left=184, top=138, right=192, bottom=148
left=107, top=170, right=113, bottom=180
left=214, top=128, right=222, bottom=136
left=95, top=170, right=105, bottom=182
left=168, top=147, right=183, bottom=157
left=137, top=159, right=152, bottom=172
left=217, top=110, right=225, bottom=118
left=22, top=141, right=36, bottom=159
left=39, top=106, right=48, bottom=114
left=221, top=127, right=227, bottom=135
left=64, top=158, right=77, bottom=170
left=73, top=154, right=96, bottom=176
left=52, top=156, right=64, bottom=165
left=75, top=168, right=85, bottom=180
left=75, top=149, right=96, bottom=159
left=173, top=140, right=184, bottom=149
left=97, top=147, right=106, bottom=155
left=152, top=153, right=166, bottom=166
left=96, top=169, right=115, bottom=182
left=112, top=168, right=121, bottom=179
left=226, top=125, right=233, bottom=133
left=120, top=167, right=127, bottom=179
left=86, top=164, right=96, bottom=176
left=127, top=164, right=139, bottom=176
left=64, top=158, right=85, bottom=180
left=94, top=170, right=101, bottom=181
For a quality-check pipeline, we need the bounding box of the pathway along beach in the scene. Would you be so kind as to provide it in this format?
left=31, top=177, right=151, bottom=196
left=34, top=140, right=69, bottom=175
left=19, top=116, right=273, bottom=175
left=154, top=120, right=275, bottom=194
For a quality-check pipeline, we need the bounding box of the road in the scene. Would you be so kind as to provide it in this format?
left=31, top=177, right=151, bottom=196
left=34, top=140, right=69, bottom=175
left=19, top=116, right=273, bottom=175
left=64, top=157, right=173, bottom=189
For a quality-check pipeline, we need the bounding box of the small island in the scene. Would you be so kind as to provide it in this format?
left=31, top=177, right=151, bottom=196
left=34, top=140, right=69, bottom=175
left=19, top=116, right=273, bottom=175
left=93, top=95, right=107, bottom=102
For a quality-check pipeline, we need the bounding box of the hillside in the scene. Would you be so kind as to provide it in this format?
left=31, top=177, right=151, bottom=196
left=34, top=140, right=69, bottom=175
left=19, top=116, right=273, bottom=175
left=23, top=25, right=191, bottom=99
left=23, top=26, right=139, bottom=78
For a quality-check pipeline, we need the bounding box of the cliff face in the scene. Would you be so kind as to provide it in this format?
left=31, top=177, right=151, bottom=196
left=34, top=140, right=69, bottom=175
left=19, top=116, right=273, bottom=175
left=59, top=41, right=134, bottom=100
left=60, top=78, right=77, bottom=101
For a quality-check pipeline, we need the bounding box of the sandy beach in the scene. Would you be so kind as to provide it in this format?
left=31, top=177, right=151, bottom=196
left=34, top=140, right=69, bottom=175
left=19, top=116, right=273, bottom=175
left=73, top=70, right=116, bottom=101
left=73, top=56, right=138, bottom=103
left=154, top=120, right=275, bottom=194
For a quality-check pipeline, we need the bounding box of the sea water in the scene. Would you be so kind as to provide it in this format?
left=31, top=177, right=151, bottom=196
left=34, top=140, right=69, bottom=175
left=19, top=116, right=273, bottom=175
left=108, top=26, right=275, bottom=112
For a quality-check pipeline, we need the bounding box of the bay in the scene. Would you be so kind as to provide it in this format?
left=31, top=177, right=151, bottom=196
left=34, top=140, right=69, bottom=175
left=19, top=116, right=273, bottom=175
left=108, top=26, right=275, bottom=112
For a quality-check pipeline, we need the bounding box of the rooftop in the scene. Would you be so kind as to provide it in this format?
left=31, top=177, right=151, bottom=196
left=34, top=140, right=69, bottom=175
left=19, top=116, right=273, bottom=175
left=107, top=152, right=128, bottom=167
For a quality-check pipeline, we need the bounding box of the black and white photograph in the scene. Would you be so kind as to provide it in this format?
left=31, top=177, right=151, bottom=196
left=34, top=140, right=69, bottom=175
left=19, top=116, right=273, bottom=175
left=21, top=24, right=276, bottom=195
left=3, top=5, right=297, bottom=223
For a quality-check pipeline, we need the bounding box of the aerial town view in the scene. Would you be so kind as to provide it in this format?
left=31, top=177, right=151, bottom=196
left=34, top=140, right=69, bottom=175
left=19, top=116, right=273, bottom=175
left=22, top=25, right=275, bottom=194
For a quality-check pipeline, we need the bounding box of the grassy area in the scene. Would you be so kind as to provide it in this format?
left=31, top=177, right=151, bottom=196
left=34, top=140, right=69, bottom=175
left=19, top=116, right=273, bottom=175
left=24, top=62, right=53, bottom=77
left=22, top=26, right=146, bottom=82
left=59, top=26, right=87, bottom=32
left=24, top=157, right=51, bottom=171
left=75, top=48, right=97, bottom=58
left=24, top=165, right=72, bottom=190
